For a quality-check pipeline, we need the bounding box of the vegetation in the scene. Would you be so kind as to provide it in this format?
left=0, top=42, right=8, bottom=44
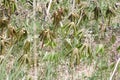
left=0, top=0, right=120, bottom=80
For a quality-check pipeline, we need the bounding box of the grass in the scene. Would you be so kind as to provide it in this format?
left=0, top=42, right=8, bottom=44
left=0, top=0, right=120, bottom=80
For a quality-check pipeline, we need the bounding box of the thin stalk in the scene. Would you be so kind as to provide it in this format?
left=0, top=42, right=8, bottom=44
left=33, top=0, right=38, bottom=80
left=77, top=9, right=83, bottom=26
left=45, top=0, right=52, bottom=21
left=72, top=0, right=75, bottom=12
left=109, top=57, right=120, bottom=80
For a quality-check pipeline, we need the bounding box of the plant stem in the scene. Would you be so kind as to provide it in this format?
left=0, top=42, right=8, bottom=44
left=45, top=0, right=52, bottom=21
left=109, top=57, right=120, bottom=80
left=33, top=0, right=38, bottom=80
left=72, top=0, right=75, bottom=13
